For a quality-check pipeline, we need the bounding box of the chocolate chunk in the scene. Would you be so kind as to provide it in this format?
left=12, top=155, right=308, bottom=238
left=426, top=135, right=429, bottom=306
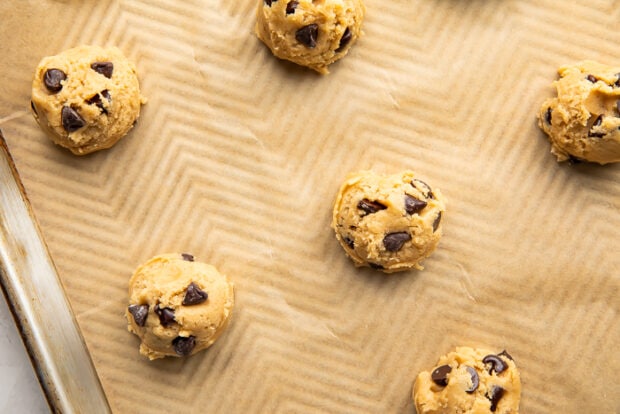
left=127, top=304, right=148, bottom=327
left=296, top=24, right=319, bottom=48
left=405, top=195, right=427, bottom=215
left=172, top=335, right=196, bottom=356
left=483, top=354, right=508, bottom=374
left=336, top=27, right=352, bottom=52
left=91, top=61, right=114, bottom=78
left=433, top=212, right=442, bottom=232
left=544, top=107, right=552, bottom=124
left=264, top=0, right=276, bottom=5
left=286, top=0, right=298, bottom=14
left=431, top=364, right=452, bottom=387
left=61, top=106, right=85, bottom=132
left=86, top=90, right=111, bottom=114
left=183, top=282, right=208, bottom=306
left=181, top=253, right=195, bottom=262
left=411, top=179, right=434, bottom=199
left=615, top=73, right=620, bottom=87
left=343, top=236, right=355, bottom=249
left=358, top=199, right=387, bottom=215
left=383, top=232, right=411, bottom=252
left=589, top=115, right=605, bottom=138
left=486, top=386, right=505, bottom=412
left=586, top=74, right=597, bottom=83
left=465, top=366, right=479, bottom=393
left=43, top=69, right=66, bottom=93
left=498, top=349, right=514, bottom=361
left=154, top=304, right=175, bottom=327
left=368, top=262, right=384, bottom=270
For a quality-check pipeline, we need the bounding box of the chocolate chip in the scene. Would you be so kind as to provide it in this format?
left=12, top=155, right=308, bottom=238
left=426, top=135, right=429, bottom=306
left=86, top=90, right=111, bottom=114
left=181, top=253, right=194, bottom=262
left=411, top=179, right=434, bottom=199
left=465, top=366, right=479, bottom=393
left=615, top=73, right=620, bottom=87
left=286, top=0, right=298, bottom=14
left=61, top=106, right=85, bottom=132
left=336, top=27, right=352, bottom=52
left=383, top=232, right=411, bottom=252
left=358, top=199, right=387, bottom=216
left=433, top=212, right=442, bottom=232
left=586, top=74, right=597, bottom=83
left=296, top=24, right=319, bottom=48
left=264, top=0, right=276, bottom=5
left=43, top=69, right=66, bottom=93
left=183, top=282, right=208, bottom=306
left=368, top=262, right=384, bottom=270
left=127, top=304, right=148, bottom=327
left=486, top=386, right=505, bottom=412
left=172, top=335, right=196, bottom=356
left=91, top=61, right=114, bottom=78
left=154, top=304, right=175, bottom=327
left=498, top=349, right=514, bottom=361
left=343, top=236, right=355, bottom=249
left=568, top=155, right=583, bottom=165
left=483, top=354, right=508, bottom=374
left=593, top=115, right=603, bottom=126
left=405, top=195, right=427, bottom=215
left=589, top=115, right=605, bottom=138
left=544, top=107, right=552, bottom=124
left=431, top=364, right=452, bottom=387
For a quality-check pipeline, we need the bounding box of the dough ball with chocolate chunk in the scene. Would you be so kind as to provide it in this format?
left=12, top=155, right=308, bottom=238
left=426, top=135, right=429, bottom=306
left=255, top=0, right=365, bottom=74
left=538, top=60, right=620, bottom=164
left=413, top=347, right=521, bottom=414
left=126, top=253, right=234, bottom=360
left=31, top=45, right=145, bottom=155
left=331, top=170, right=445, bottom=273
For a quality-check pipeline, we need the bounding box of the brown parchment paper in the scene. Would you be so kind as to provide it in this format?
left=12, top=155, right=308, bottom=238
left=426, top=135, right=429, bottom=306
left=1, top=0, right=619, bottom=412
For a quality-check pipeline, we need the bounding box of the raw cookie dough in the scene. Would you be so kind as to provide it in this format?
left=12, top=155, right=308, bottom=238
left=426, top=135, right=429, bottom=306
left=255, top=0, right=365, bottom=74
left=331, top=170, right=445, bottom=273
left=538, top=60, right=620, bottom=164
left=31, top=45, right=144, bottom=155
left=126, top=253, right=234, bottom=360
left=413, top=347, right=521, bottom=414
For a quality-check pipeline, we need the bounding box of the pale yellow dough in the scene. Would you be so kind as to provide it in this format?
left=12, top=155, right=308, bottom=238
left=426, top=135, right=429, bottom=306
left=413, top=347, right=521, bottom=414
left=332, top=170, right=445, bottom=273
left=255, top=0, right=365, bottom=74
left=538, top=60, right=620, bottom=164
left=31, top=45, right=144, bottom=155
left=126, top=253, right=234, bottom=360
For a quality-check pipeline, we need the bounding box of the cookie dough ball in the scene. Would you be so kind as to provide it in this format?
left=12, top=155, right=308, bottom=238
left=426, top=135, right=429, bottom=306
left=331, top=170, right=445, bottom=273
left=126, top=253, right=234, bottom=360
left=413, top=347, right=521, bottom=414
left=31, top=45, right=144, bottom=155
left=538, top=60, right=620, bottom=164
left=255, top=0, right=364, bottom=74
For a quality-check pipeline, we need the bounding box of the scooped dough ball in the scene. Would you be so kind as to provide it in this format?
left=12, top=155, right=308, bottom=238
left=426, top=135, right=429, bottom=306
left=538, top=60, right=620, bottom=164
left=413, top=347, right=521, bottom=414
left=126, top=253, right=234, bottom=360
left=31, top=45, right=144, bottom=155
left=331, top=170, right=446, bottom=273
left=255, top=0, right=365, bottom=74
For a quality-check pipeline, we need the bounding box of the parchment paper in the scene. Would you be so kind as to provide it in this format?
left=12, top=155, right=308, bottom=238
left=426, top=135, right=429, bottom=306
left=1, top=0, right=619, bottom=412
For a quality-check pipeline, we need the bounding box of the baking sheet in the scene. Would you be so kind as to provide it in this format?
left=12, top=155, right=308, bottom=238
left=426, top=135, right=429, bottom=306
left=1, top=0, right=619, bottom=413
